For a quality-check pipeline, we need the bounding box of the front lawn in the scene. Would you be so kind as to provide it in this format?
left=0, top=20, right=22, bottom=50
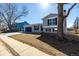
left=10, top=34, right=66, bottom=56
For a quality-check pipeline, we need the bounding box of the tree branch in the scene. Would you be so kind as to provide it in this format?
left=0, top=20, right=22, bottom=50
left=0, top=12, right=8, bottom=24
left=64, top=3, right=76, bottom=18
left=13, top=10, right=28, bottom=24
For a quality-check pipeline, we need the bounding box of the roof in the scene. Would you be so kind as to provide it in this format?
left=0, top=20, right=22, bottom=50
left=25, top=23, right=42, bottom=27
left=15, top=21, right=29, bottom=28
left=42, top=13, right=58, bottom=20
left=16, top=21, right=29, bottom=25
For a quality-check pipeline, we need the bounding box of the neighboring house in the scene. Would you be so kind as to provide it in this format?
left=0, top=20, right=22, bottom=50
left=24, top=13, right=67, bottom=33
left=74, top=17, right=79, bottom=29
left=15, top=21, right=29, bottom=31
left=74, top=17, right=79, bottom=33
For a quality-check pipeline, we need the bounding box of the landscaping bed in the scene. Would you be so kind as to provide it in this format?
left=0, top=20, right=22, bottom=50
left=39, top=33, right=79, bottom=56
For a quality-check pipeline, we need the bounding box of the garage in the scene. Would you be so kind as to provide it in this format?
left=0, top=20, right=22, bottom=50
left=25, top=27, right=32, bottom=32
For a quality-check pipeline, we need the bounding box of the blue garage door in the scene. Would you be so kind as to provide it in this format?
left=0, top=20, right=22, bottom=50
left=25, top=27, right=32, bottom=32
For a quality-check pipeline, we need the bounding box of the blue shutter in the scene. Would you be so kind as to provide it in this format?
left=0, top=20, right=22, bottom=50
left=55, top=18, right=57, bottom=25
left=48, top=19, right=49, bottom=26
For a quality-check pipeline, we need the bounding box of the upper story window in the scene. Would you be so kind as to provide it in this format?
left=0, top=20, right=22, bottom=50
left=48, top=18, right=57, bottom=26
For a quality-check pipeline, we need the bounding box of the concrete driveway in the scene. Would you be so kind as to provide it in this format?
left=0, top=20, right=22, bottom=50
left=0, top=40, right=13, bottom=56
left=1, top=32, right=22, bottom=36
left=0, top=35, right=50, bottom=56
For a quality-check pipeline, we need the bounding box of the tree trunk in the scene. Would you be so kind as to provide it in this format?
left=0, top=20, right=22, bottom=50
left=0, top=23, right=1, bottom=32
left=8, top=25, right=13, bottom=32
left=74, top=27, right=78, bottom=34
left=57, top=3, right=64, bottom=40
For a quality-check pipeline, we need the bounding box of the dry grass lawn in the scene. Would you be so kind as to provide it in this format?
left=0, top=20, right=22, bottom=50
left=10, top=34, right=66, bottom=56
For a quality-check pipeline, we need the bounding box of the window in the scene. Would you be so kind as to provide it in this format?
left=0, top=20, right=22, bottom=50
left=34, top=25, right=39, bottom=30
left=52, top=28, right=54, bottom=32
left=54, top=18, right=57, bottom=25
left=48, top=19, right=51, bottom=26
left=41, top=25, right=43, bottom=31
left=52, top=28, right=57, bottom=32
left=45, top=28, right=51, bottom=32
left=48, top=18, right=57, bottom=26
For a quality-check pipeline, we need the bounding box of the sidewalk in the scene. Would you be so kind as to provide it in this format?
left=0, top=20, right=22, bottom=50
left=0, top=35, right=50, bottom=56
left=0, top=40, right=13, bottom=56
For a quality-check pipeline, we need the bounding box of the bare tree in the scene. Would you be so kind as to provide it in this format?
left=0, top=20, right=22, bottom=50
left=58, top=3, right=76, bottom=40
left=0, top=3, right=28, bottom=31
left=0, top=15, right=4, bottom=32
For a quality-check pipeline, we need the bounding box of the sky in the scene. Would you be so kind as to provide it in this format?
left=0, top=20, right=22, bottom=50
left=16, top=3, right=79, bottom=28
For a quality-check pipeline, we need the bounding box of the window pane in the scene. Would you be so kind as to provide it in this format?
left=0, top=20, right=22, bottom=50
left=48, top=19, right=49, bottom=26
left=53, top=19, right=54, bottom=25
left=55, top=18, right=57, bottom=25
left=48, top=18, right=57, bottom=26
left=46, top=28, right=51, bottom=32
left=34, top=25, right=39, bottom=30
left=52, top=28, right=54, bottom=32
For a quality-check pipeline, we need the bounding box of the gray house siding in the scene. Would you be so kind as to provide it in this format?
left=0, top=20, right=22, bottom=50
left=24, top=13, right=67, bottom=33
left=24, top=24, right=42, bottom=33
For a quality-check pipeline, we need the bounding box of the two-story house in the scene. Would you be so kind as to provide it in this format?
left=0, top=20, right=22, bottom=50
left=24, top=13, right=67, bottom=33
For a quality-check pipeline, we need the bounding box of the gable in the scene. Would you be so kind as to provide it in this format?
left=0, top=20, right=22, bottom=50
left=15, top=21, right=29, bottom=29
left=42, top=13, right=58, bottom=20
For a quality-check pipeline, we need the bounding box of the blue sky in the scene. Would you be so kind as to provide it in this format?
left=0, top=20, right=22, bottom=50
left=16, top=3, right=79, bottom=28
